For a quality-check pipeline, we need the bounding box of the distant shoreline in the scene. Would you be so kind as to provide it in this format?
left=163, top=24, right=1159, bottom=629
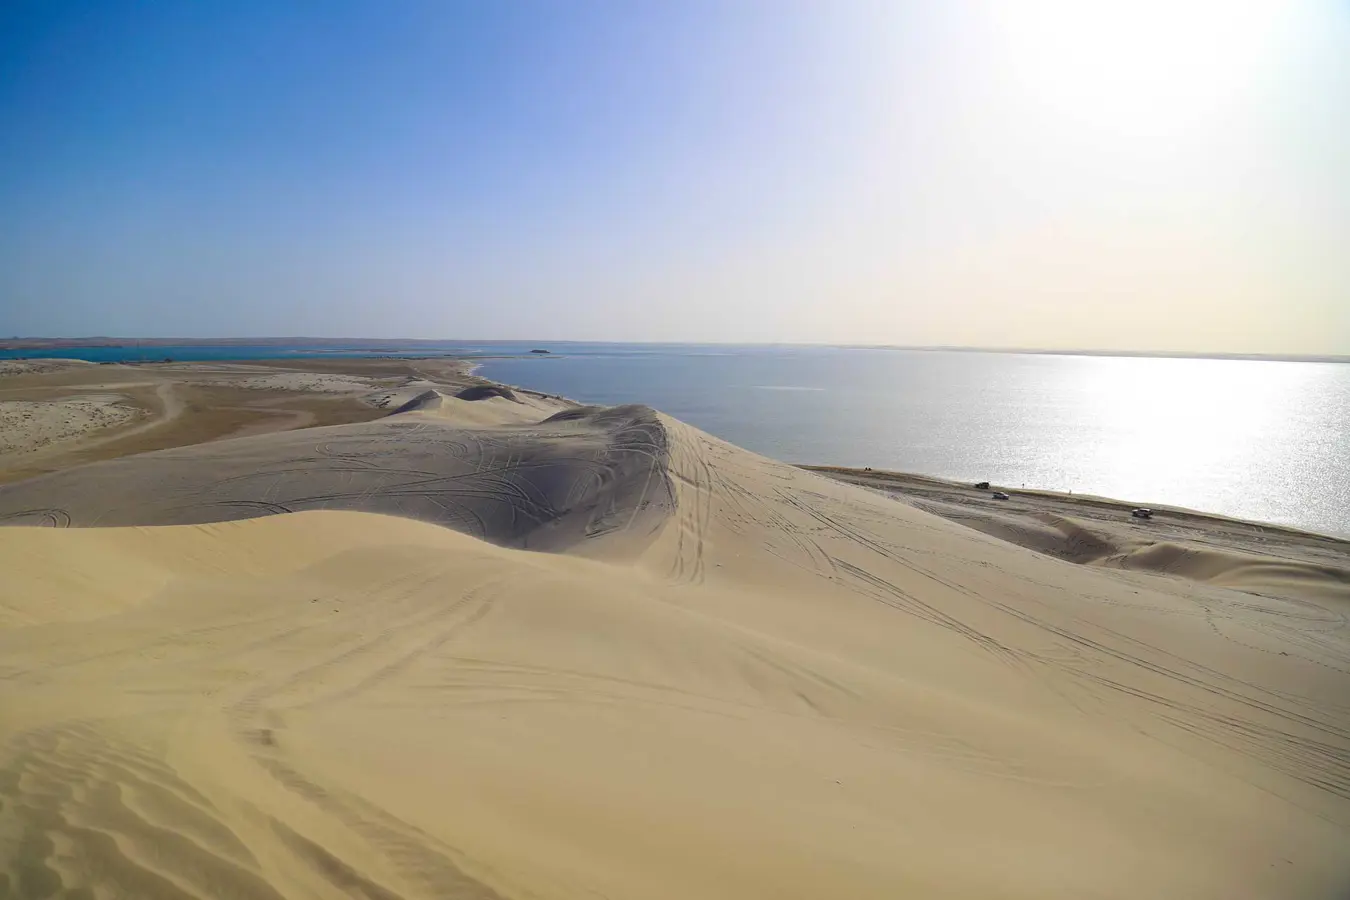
left=1, top=338, right=1345, bottom=365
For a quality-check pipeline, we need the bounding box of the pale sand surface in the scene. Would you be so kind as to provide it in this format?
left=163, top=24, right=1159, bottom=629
left=0, top=359, right=99, bottom=377
left=0, top=396, right=145, bottom=455
left=0, top=356, right=505, bottom=483
left=807, top=467, right=1350, bottom=605
left=0, top=370, right=1348, bottom=898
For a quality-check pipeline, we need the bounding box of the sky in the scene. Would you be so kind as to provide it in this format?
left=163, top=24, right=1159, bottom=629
left=1, top=1, right=1347, bottom=354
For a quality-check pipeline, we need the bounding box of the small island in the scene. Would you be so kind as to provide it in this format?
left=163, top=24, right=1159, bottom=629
left=530, top=348, right=551, bottom=354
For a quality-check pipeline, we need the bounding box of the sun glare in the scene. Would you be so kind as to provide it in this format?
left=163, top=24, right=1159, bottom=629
left=987, top=0, right=1293, bottom=137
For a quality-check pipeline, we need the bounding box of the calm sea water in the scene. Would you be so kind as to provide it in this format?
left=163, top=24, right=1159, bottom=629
left=5, top=342, right=1348, bottom=537
left=476, top=346, right=1350, bottom=538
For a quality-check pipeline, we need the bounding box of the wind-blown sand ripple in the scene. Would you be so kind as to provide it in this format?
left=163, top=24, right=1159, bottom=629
left=0, top=403, right=1347, bottom=899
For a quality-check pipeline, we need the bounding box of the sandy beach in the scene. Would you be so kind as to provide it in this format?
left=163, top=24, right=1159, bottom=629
left=1, top=359, right=1347, bottom=899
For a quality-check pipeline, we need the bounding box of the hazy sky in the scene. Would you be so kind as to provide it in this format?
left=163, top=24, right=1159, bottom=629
left=2, top=1, right=1347, bottom=353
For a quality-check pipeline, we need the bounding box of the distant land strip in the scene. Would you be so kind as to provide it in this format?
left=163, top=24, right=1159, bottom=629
left=2, top=336, right=1347, bottom=364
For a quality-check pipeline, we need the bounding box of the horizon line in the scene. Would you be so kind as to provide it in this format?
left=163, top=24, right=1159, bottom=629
left=1, top=336, right=1347, bottom=364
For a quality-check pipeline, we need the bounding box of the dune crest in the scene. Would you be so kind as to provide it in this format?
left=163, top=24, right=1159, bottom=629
left=0, top=407, right=1348, bottom=899
left=0, top=403, right=672, bottom=555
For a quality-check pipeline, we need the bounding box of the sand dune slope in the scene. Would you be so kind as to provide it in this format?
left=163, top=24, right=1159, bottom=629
left=809, top=468, right=1350, bottom=606
left=0, top=413, right=1348, bottom=899
left=942, top=508, right=1350, bottom=603
left=0, top=403, right=670, bottom=554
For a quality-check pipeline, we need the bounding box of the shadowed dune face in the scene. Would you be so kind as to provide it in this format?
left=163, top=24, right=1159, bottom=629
left=0, top=404, right=673, bottom=554
left=454, top=384, right=518, bottom=402
left=389, top=388, right=451, bottom=414
left=540, top=405, right=607, bottom=422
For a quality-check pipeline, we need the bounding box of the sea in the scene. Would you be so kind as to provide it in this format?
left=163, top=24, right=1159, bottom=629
left=4, top=342, right=1348, bottom=538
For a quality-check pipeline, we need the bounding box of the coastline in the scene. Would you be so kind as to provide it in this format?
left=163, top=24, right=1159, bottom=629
left=4, top=337, right=1347, bottom=365
left=3, top=354, right=1341, bottom=541
left=465, top=358, right=1350, bottom=542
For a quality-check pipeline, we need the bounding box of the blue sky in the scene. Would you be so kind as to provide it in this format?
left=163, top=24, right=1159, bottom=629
left=2, top=1, right=1347, bottom=353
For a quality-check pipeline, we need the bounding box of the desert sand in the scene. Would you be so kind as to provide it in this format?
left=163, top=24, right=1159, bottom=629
left=807, top=467, right=1350, bottom=606
left=0, top=356, right=504, bottom=484
left=0, top=396, right=145, bottom=456
left=0, top=361, right=1348, bottom=899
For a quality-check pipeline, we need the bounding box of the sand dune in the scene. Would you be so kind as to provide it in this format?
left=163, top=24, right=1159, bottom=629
left=0, top=402, right=669, bottom=553
left=1, top=404, right=1348, bottom=898
left=930, top=508, right=1350, bottom=601
left=0, top=355, right=553, bottom=484
left=386, top=386, right=559, bottom=425
left=812, top=466, right=1350, bottom=607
